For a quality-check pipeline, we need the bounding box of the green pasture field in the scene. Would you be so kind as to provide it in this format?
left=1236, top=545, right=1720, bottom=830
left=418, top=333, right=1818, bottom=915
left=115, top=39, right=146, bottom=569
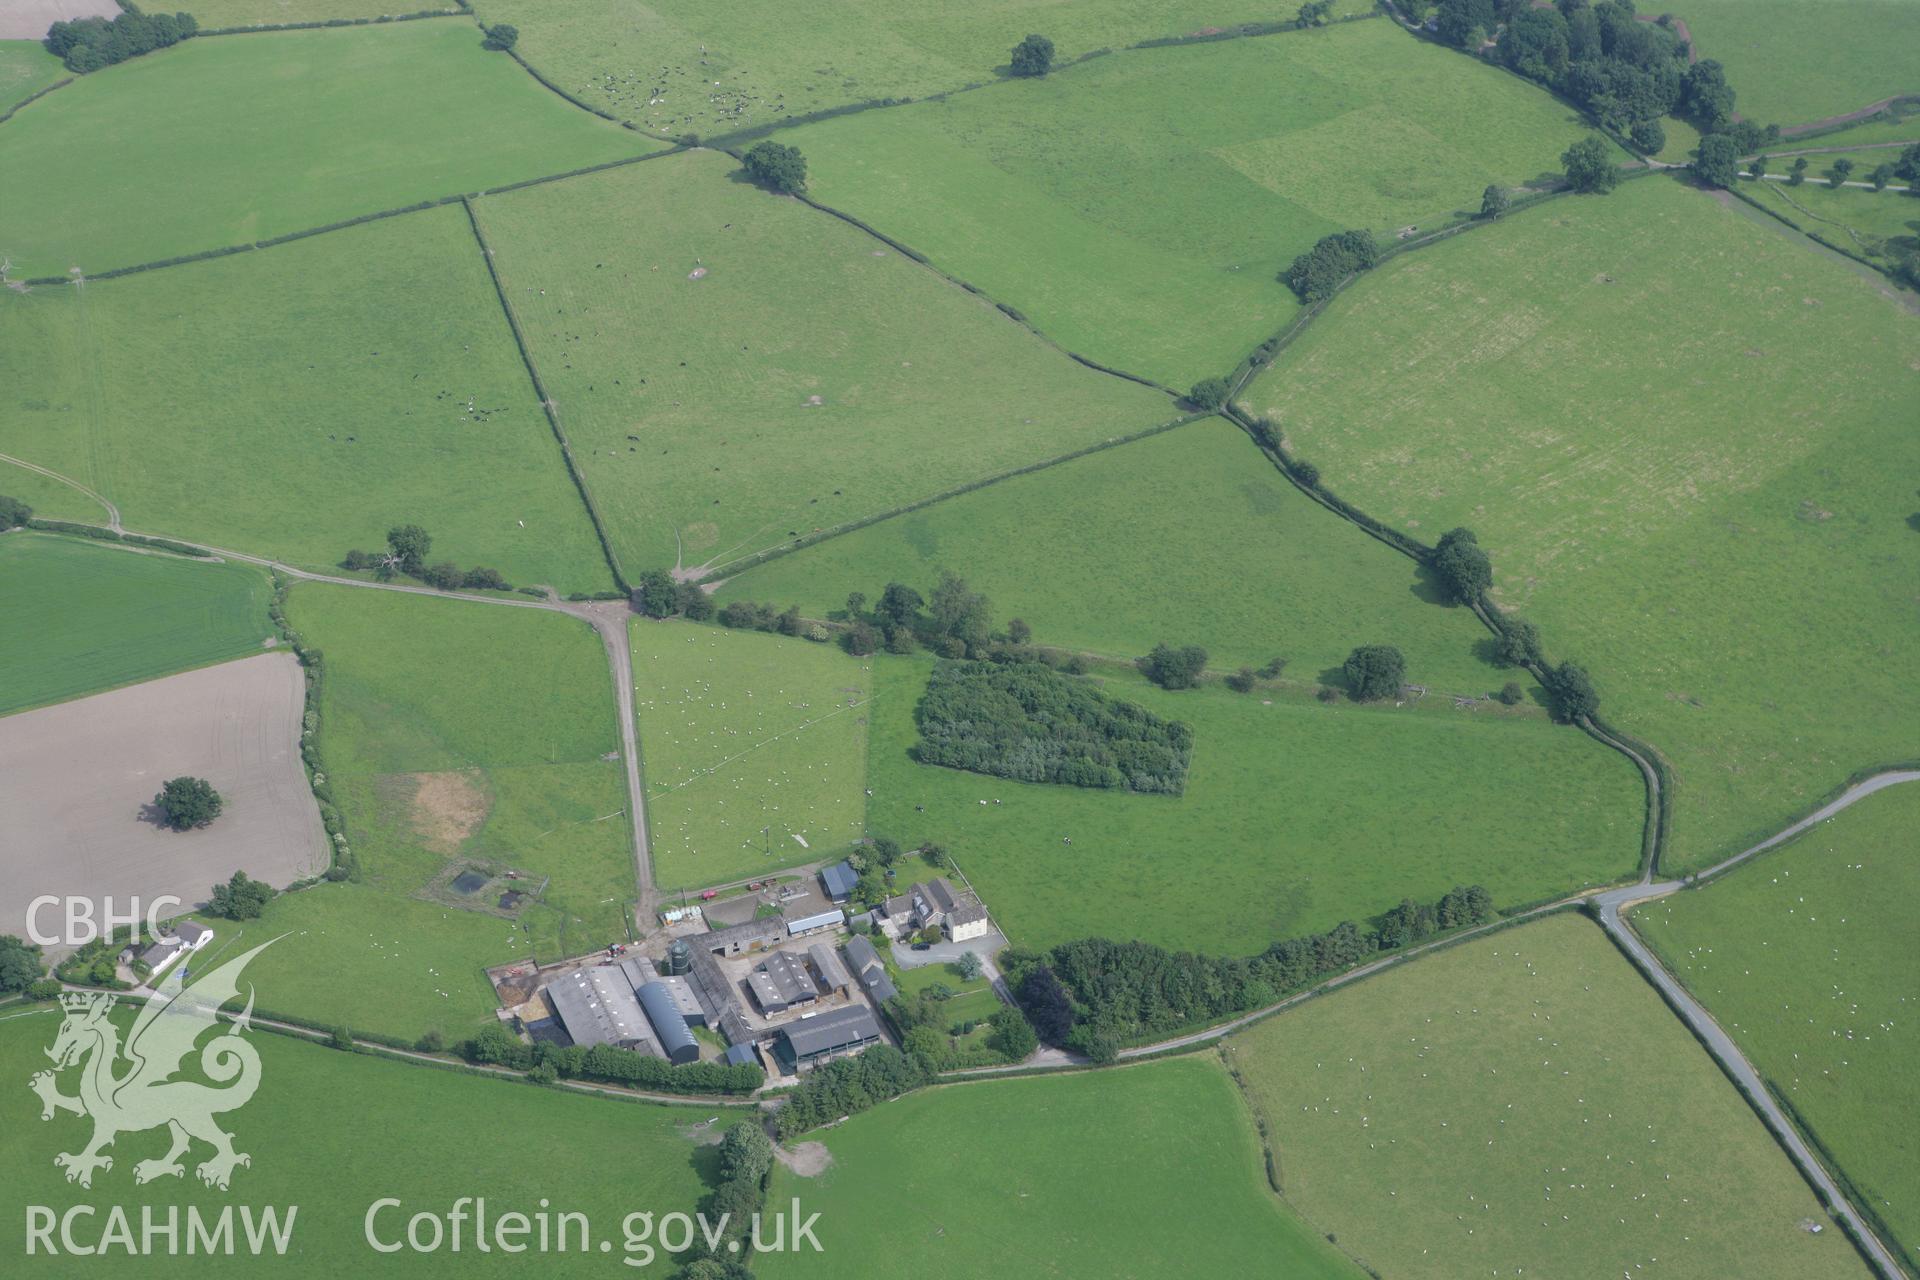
left=721, top=417, right=1512, bottom=694
left=1779, top=116, right=1920, bottom=152
left=0, top=21, right=644, bottom=277
left=1243, top=176, right=1920, bottom=875
left=1230, top=914, right=1870, bottom=1280
left=0, top=1006, right=717, bottom=1275
left=0, top=459, right=112, bottom=523
left=0, top=39, right=64, bottom=113
left=1676, top=0, right=1920, bottom=128
left=761, top=1056, right=1363, bottom=1280
left=1635, top=781, right=1920, bottom=1266
left=472, top=0, right=1377, bottom=140
left=472, top=149, right=1171, bottom=574
left=1748, top=168, right=1920, bottom=264
left=0, top=533, right=274, bottom=715
left=867, top=653, right=1640, bottom=956
left=234, top=582, right=634, bottom=1041
left=776, top=19, right=1604, bottom=385
left=189, top=0, right=460, bottom=26
left=0, top=205, right=614, bottom=594
left=218, top=881, right=520, bottom=1040
left=635, top=621, right=872, bottom=890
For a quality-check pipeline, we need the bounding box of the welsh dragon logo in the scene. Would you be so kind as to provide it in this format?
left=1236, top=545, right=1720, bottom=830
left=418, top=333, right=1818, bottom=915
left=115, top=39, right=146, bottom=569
left=30, top=940, right=274, bottom=1190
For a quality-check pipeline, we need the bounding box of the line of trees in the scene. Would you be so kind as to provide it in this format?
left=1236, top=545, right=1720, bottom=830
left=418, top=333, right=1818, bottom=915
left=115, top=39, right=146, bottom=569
left=342, top=525, right=511, bottom=593
left=461, top=1023, right=765, bottom=1094
left=1006, top=885, right=1497, bottom=1060
left=46, top=6, right=197, bottom=73
left=771, top=1043, right=932, bottom=1139
left=840, top=572, right=1005, bottom=658
left=913, top=660, right=1193, bottom=794
left=0, top=495, right=30, bottom=529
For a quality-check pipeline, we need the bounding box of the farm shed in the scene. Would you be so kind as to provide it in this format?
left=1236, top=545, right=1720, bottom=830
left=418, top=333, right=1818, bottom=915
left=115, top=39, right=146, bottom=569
left=748, top=951, right=819, bottom=1015
left=636, top=981, right=701, bottom=1065
left=774, top=1005, right=884, bottom=1071
left=807, top=942, right=853, bottom=998
left=702, top=916, right=785, bottom=955
left=785, top=907, right=845, bottom=938
left=842, top=935, right=897, bottom=1003
left=819, top=860, right=859, bottom=903
left=545, top=968, right=661, bottom=1054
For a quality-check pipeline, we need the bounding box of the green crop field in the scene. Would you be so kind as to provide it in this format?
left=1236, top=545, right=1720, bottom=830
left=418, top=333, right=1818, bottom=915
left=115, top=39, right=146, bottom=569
left=189, top=0, right=460, bottom=26
left=473, top=0, right=1376, bottom=139
left=470, top=149, right=1173, bottom=575
left=868, top=653, right=1640, bottom=956
left=0, top=205, right=614, bottom=594
left=0, top=21, right=644, bottom=277
left=776, top=19, right=1604, bottom=385
left=1230, top=914, right=1870, bottom=1280
left=0, top=1005, right=718, bottom=1275
left=1677, top=0, right=1920, bottom=128
left=636, top=621, right=871, bottom=890
left=231, top=582, right=634, bottom=1041
left=1244, top=176, right=1920, bottom=875
left=1635, top=781, right=1920, bottom=1267
left=0, top=39, right=64, bottom=113
left=721, top=418, right=1512, bottom=693
left=0, top=533, right=274, bottom=715
left=761, top=1056, right=1362, bottom=1280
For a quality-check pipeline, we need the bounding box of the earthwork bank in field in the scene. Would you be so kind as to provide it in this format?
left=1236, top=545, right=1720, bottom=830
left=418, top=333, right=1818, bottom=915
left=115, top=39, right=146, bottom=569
left=1230, top=914, right=1871, bottom=1280
left=635, top=621, right=871, bottom=890
left=760, top=1056, right=1362, bottom=1280
left=0, top=1008, right=720, bottom=1274
left=473, top=0, right=1378, bottom=139
left=0, top=20, right=644, bottom=277
left=1635, top=781, right=1920, bottom=1270
left=776, top=19, right=1605, bottom=384
left=1244, top=176, right=1920, bottom=875
left=0, top=533, right=275, bottom=714
left=471, top=148, right=1172, bottom=574
left=233, top=583, right=635, bottom=1040
left=867, top=656, right=1640, bottom=956
left=0, top=652, right=325, bottom=950
left=0, top=205, right=614, bottom=593
left=719, top=416, right=1513, bottom=694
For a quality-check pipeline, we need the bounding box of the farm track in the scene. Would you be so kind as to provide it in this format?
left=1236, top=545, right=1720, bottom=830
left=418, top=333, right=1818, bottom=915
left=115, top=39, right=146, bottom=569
left=0, top=452, right=120, bottom=528
left=2, top=500, right=663, bottom=931
left=1593, top=771, right=1920, bottom=1280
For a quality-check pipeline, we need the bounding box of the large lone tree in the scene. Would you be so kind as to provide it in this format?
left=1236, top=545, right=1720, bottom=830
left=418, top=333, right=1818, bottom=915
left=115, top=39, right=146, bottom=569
left=743, top=141, right=807, bottom=195
left=1009, top=33, right=1055, bottom=77
left=1343, top=644, right=1406, bottom=702
left=155, top=777, right=223, bottom=830
left=1561, top=135, right=1619, bottom=194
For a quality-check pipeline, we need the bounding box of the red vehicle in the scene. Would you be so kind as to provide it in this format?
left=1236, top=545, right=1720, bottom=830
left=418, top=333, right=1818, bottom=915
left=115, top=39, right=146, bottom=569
left=700, top=889, right=718, bottom=901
